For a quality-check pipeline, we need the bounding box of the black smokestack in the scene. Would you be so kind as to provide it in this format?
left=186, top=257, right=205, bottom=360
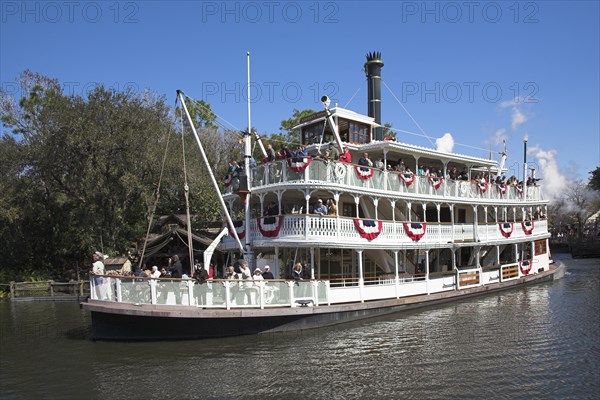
left=364, top=51, right=384, bottom=140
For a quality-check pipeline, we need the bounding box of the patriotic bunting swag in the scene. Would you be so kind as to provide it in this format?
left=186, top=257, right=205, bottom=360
left=353, top=219, right=383, bottom=240
left=228, top=220, right=245, bottom=239
left=403, top=222, right=427, bottom=241
left=257, top=216, right=284, bottom=237
left=499, top=222, right=514, bottom=238
left=355, top=166, right=375, bottom=180
left=521, top=220, right=534, bottom=235
left=399, top=172, right=415, bottom=186
left=497, top=183, right=507, bottom=195
left=287, top=156, right=312, bottom=172
left=519, top=259, right=532, bottom=275
left=476, top=180, right=488, bottom=193
left=429, top=176, right=443, bottom=190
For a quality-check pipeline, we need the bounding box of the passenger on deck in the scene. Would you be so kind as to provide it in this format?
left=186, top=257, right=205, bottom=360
left=375, top=158, right=385, bottom=170
left=265, top=201, right=279, bottom=216
left=339, top=146, right=352, bottom=163
left=262, top=265, right=274, bottom=279
left=168, top=255, right=182, bottom=279
left=160, top=267, right=169, bottom=278
left=417, top=165, right=425, bottom=175
left=292, top=263, right=304, bottom=280
left=150, top=266, right=161, bottom=278
left=278, top=145, right=293, bottom=159
left=358, top=152, right=373, bottom=167
left=327, top=198, right=337, bottom=216
left=92, top=252, right=106, bottom=299
left=329, top=143, right=340, bottom=160
left=396, top=159, right=406, bottom=172
left=313, top=199, right=328, bottom=215
left=296, top=145, right=308, bottom=157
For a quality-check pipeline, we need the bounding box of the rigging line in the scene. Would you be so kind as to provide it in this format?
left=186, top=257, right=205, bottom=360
left=343, top=83, right=363, bottom=109
left=381, top=79, right=436, bottom=148
left=138, top=122, right=173, bottom=269
left=390, top=127, right=491, bottom=153
left=183, top=93, right=241, bottom=133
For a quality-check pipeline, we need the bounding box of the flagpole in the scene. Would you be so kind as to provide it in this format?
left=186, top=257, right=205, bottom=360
left=523, top=134, right=528, bottom=200
left=244, top=51, right=253, bottom=267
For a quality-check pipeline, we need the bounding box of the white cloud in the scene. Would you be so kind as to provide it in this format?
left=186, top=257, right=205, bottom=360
left=435, top=133, right=454, bottom=153
left=528, top=145, right=566, bottom=202
left=500, top=97, right=523, bottom=108
left=511, top=107, right=527, bottom=130
left=491, top=128, right=508, bottom=146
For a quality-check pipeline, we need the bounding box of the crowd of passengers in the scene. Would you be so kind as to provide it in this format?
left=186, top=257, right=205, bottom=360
left=225, top=141, right=541, bottom=189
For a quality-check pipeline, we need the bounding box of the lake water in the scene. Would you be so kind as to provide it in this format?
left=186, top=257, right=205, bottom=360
left=1, top=254, right=598, bottom=399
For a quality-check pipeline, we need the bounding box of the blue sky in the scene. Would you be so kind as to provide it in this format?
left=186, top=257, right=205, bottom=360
left=1, top=1, right=599, bottom=183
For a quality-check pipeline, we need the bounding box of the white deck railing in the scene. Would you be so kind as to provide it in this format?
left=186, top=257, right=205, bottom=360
left=89, top=259, right=547, bottom=309
left=221, top=215, right=548, bottom=248
left=234, top=158, right=544, bottom=202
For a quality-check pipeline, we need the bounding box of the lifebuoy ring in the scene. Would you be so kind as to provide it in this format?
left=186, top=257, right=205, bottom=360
left=333, top=163, right=346, bottom=180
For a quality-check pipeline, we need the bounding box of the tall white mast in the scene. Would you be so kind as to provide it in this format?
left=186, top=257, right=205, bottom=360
left=176, top=90, right=244, bottom=254
left=244, top=52, right=253, bottom=265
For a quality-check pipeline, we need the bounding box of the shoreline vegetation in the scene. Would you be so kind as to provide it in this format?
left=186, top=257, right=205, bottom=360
left=1, top=70, right=599, bottom=288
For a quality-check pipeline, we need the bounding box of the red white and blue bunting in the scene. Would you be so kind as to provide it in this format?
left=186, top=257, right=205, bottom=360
left=399, top=172, right=415, bottom=186
left=228, top=220, right=245, bottom=239
left=522, top=220, right=534, bottom=235
left=476, top=180, right=488, bottom=193
left=355, top=166, right=375, bottom=180
left=403, top=222, right=427, bottom=242
left=519, top=259, right=532, bottom=275
left=499, top=222, right=514, bottom=238
left=353, top=219, right=383, bottom=240
left=497, top=183, right=507, bottom=195
left=287, top=156, right=312, bottom=172
left=257, top=216, right=284, bottom=237
left=429, top=176, right=443, bottom=190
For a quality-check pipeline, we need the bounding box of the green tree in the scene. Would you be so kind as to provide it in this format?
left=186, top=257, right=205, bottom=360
left=279, top=108, right=316, bottom=145
left=383, top=122, right=395, bottom=140
left=0, top=72, right=173, bottom=280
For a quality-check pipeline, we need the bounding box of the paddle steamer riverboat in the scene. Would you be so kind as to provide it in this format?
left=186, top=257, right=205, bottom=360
left=83, top=53, right=561, bottom=340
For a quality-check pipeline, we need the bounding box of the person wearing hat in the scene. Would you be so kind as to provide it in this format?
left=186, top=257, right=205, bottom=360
left=253, top=268, right=264, bottom=282
left=262, top=265, right=274, bottom=280
left=314, top=198, right=328, bottom=215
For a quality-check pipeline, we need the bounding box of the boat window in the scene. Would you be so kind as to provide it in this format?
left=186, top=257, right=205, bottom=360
left=349, top=121, right=369, bottom=144
left=302, top=122, right=333, bottom=145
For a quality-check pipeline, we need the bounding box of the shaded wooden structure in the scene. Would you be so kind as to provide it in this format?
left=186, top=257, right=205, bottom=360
left=140, top=214, right=225, bottom=274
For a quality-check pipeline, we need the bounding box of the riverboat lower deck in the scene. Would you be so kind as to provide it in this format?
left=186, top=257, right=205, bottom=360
left=83, top=262, right=563, bottom=340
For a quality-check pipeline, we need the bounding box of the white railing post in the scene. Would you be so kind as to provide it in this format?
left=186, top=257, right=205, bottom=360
left=115, top=278, right=122, bottom=302
left=289, top=281, right=296, bottom=307
left=225, top=282, right=231, bottom=310
left=259, top=282, right=265, bottom=309
left=394, top=250, right=400, bottom=299
left=326, top=280, right=331, bottom=305
left=150, top=279, right=157, bottom=304
left=187, top=280, right=194, bottom=306
left=313, top=280, right=319, bottom=306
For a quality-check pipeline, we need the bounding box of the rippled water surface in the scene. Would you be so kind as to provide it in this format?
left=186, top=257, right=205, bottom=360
left=1, top=255, right=598, bottom=399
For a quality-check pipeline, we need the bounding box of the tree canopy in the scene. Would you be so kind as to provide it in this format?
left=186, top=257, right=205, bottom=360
left=0, top=71, right=240, bottom=282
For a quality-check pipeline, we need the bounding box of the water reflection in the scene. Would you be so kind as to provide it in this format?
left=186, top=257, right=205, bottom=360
left=1, top=256, right=598, bottom=399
